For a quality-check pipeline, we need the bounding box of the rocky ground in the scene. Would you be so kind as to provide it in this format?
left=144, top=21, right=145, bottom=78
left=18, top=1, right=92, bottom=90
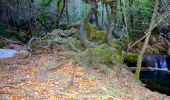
left=0, top=49, right=169, bottom=100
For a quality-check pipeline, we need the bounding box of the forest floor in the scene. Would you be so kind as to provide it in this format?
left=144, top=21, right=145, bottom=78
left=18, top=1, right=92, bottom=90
left=0, top=49, right=169, bottom=100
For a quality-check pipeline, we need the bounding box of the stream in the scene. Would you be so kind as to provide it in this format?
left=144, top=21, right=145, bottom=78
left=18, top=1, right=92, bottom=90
left=0, top=49, right=17, bottom=59
left=140, top=70, right=170, bottom=95
left=127, top=55, right=170, bottom=95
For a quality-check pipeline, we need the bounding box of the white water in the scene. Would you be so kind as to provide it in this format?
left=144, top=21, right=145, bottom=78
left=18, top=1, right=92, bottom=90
left=160, top=58, right=168, bottom=71
left=154, top=62, right=159, bottom=69
left=0, top=49, right=17, bottom=59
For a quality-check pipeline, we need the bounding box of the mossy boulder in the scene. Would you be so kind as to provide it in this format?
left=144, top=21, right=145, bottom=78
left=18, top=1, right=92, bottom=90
left=17, top=50, right=29, bottom=59
left=32, top=29, right=62, bottom=50
left=85, top=22, right=106, bottom=41
left=124, top=53, right=146, bottom=67
left=78, top=44, right=114, bottom=64
left=32, top=29, right=81, bottom=51
left=125, top=53, right=139, bottom=64
left=65, top=37, right=81, bottom=51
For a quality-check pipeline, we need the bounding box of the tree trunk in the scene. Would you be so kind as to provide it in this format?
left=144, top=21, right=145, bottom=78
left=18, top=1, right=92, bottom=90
left=135, top=0, right=159, bottom=80
left=65, top=0, right=69, bottom=26
left=6, top=0, right=14, bottom=33
left=56, top=0, right=66, bottom=28
left=79, top=0, right=101, bottom=48
left=104, top=2, right=115, bottom=44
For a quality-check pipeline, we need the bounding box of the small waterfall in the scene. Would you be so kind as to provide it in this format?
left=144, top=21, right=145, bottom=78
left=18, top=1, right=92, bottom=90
left=125, top=55, right=170, bottom=95
left=154, top=62, right=159, bottom=69
left=159, top=57, right=168, bottom=71
left=143, top=55, right=169, bottom=71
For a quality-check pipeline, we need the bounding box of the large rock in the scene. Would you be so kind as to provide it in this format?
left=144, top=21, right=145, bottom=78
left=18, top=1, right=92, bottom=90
left=17, top=50, right=29, bottom=59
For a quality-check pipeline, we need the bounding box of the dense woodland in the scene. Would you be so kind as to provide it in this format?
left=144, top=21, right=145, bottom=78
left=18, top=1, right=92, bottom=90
left=0, top=0, right=170, bottom=99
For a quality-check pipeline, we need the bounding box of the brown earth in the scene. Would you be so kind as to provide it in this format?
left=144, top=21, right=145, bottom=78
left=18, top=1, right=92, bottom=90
left=0, top=49, right=169, bottom=100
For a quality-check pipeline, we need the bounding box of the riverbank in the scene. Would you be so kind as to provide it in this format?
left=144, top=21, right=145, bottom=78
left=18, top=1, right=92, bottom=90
left=0, top=49, right=169, bottom=99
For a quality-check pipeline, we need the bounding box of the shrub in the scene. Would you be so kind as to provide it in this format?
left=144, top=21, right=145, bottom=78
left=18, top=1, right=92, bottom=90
left=78, top=44, right=114, bottom=65
left=0, top=39, right=4, bottom=48
left=65, top=37, right=81, bottom=51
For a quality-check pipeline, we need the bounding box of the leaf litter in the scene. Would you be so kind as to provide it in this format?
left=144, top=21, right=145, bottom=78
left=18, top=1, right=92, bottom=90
left=0, top=49, right=169, bottom=100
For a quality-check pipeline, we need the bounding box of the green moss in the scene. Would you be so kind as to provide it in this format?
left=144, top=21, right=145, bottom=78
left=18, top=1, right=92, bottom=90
left=32, top=29, right=81, bottom=51
left=85, top=22, right=106, bottom=41
left=47, top=29, right=63, bottom=38
left=125, top=53, right=144, bottom=63
left=65, top=37, right=81, bottom=51
left=17, top=50, right=29, bottom=59
left=32, top=29, right=62, bottom=50
left=78, top=44, right=114, bottom=65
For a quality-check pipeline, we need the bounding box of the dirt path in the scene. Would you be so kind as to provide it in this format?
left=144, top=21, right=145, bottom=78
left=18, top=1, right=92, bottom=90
left=0, top=50, right=169, bottom=100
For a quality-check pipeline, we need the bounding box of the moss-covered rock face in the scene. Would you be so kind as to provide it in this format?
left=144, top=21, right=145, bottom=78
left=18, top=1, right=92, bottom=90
left=32, top=29, right=81, bottom=51
left=85, top=22, right=106, bottom=41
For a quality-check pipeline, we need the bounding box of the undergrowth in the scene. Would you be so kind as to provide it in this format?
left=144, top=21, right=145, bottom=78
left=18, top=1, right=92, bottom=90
left=32, top=28, right=81, bottom=51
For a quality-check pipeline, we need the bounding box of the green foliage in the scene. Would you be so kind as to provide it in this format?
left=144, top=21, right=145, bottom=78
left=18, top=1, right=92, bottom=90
left=32, top=29, right=63, bottom=50
left=32, top=29, right=81, bottom=51
left=136, top=42, right=144, bottom=50
left=120, top=0, right=155, bottom=43
left=69, top=1, right=91, bottom=23
left=125, top=53, right=140, bottom=63
left=135, top=0, right=154, bottom=17
left=47, top=29, right=62, bottom=38
left=111, top=54, right=122, bottom=66
left=40, top=0, right=53, bottom=8
left=130, top=0, right=154, bottom=30
left=85, top=22, right=106, bottom=41
left=56, top=0, right=63, bottom=11
left=0, top=39, right=4, bottom=48
left=38, top=0, right=53, bottom=29
left=65, top=37, right=81, bottom=51
left=78, top=44, right=114, bottom=65
left=146, top=47, right=160, bottom=54
left=17, top=31, right=28, bottom=42
left=75, top=44, right=124, bottom=72
left=0, top=26, right=18, bottom=41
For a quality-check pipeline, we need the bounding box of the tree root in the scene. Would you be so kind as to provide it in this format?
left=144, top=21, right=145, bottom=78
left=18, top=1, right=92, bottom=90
left=27, top=36, right=37, bottom=51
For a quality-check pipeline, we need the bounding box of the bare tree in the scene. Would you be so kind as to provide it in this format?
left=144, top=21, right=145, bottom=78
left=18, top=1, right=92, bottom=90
left=135, top=0, right=160, bottom=80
